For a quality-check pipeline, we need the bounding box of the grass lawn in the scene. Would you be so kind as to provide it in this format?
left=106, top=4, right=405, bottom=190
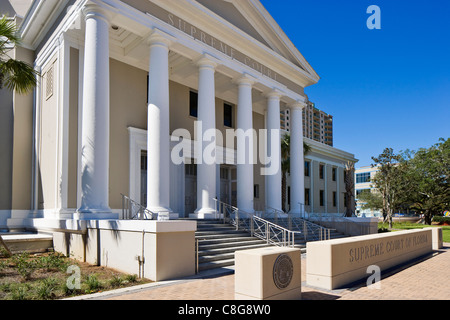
left=378, top=222, right=450, bottom=243
left=0, top=250, right=151, bottom=300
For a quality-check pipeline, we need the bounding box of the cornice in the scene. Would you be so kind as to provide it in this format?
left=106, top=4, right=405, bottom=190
left=150, top=0, right=319, bottom=88
left=304, top=138, right=358, bottom=164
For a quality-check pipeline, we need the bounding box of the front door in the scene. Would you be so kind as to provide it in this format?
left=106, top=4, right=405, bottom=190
left=140, top=151, right=147, bottom=207
left=184, top=163, right=197, bottom=217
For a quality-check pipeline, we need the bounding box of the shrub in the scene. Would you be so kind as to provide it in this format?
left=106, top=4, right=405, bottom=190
left=36, top=277, right=58, bottom=300
left=432, top=216, right=450, bottom=223
left=125, top=274, right=138, bottom=283
left=8, top=283, right=31, bottom=300
left=84, top=274, right=101, bottom=293
left=36, top=253, right=69, bottom=272
left=109, top=274, right=124, bottom=288
left=10, top=253, right=35, bottom=280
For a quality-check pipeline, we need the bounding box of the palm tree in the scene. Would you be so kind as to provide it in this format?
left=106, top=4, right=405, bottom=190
left=281, top=133, right=311, bottom=212
left=0, top=16, right=38, bottom=94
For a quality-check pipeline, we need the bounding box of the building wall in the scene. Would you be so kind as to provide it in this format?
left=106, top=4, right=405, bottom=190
left=109, top=58, right=148, bottom=210
left=11, top=45, right=34, bottom=211
left=38, top=54, right=59, bottom=210
left=0, top=86, right=14, bottom=212
left=300, top=145, right=353, bottom=215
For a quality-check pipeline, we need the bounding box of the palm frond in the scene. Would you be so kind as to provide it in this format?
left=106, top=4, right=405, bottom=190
left=0, top=16, right=21, bottom=46
left=0, top=58, right=38, bottom=94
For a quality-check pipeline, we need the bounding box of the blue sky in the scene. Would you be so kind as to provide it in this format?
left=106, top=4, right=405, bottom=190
left=260, top=0, right=450, bottom=167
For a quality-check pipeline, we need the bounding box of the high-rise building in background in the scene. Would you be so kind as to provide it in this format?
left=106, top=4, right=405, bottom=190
left=281, top=101, right=333, bottom=147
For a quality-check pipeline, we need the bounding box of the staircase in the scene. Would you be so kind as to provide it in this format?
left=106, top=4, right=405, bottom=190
left=194, top=218, right=349, bottom=273
left=0, top=231, right=53, bottom=254
left=195, top=220, right=271, bottom=272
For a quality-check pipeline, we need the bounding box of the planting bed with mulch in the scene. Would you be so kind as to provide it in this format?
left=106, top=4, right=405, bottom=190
left=0, top=250, right=151, bottom=300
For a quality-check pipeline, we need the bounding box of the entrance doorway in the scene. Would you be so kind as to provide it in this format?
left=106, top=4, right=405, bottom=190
left=184, top=163, right=197, bottom=217
left=140, top=151, right=147, bottom=207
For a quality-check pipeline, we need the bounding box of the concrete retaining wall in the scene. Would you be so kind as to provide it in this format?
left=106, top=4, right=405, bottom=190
left=306, top=228, right=438, bottom=290
left=25, top=218, right=197, bottom=282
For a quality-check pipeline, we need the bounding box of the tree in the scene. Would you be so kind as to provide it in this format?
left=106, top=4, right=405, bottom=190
left=357, top=189, right=383, bottom=213
left=371, top=148, right=414, bottom=228
left=405, top=138, right=450, bottom=225
left=344, top=161, right=356, bottom=217
left=0, top=16, right=38, bottom=94
left=280, top=133, right=310, bottom=212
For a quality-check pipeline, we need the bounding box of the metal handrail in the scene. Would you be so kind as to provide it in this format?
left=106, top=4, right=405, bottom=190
left=121, top=194, right=156, bottom=220
left=213, top=198, right=301, bottom=248
left=252, top=215, right=301, bottom=248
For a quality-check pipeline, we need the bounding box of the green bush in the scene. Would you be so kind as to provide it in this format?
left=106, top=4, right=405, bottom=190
left=432, top=216, right=450, bottom=223
left=36, top=278, right=58, bottom=300
left=84, top=274, right=102, bottom=293
left=109, top=274, right=124, bottom=288
left=10, top=253, right=35, bottom=280
left=36, top=252, right=69, bottom=272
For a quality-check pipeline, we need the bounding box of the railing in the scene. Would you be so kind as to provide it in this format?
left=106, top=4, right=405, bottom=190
left=214, top=199, right=303, bottom=248
left=121, top=194, right=156, bottom=220
left=306, top=211, right=371, bottom=236
left=251, top=215, right=301, bottom=248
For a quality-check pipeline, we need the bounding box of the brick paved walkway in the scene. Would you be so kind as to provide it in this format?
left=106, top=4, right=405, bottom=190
left=82, top=244, right=450, bottom=301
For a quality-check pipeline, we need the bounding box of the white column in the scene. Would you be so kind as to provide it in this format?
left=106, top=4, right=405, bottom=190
left=76, top=4, right=114, bottom=217
left=236, top=75, right=255, bottom=213
left=289, top=101, right=306, bottom=216
left=265, top=90, right=282, bottom=212
left=146, top=29, right=174, bottom=215
left=194, top=55, right=217, bottom=218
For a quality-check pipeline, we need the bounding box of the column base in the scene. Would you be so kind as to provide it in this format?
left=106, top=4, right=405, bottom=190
left=190, top=208, right=219, bottom=220
left=73, top=211, right=119, bottom=221
left=74, top=207, right=118, bottom=220
left=147, top=206, right=179, bottom=220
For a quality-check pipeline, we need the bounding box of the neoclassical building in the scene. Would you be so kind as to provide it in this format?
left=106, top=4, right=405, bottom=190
left=1, top=0, right=358, bottom=228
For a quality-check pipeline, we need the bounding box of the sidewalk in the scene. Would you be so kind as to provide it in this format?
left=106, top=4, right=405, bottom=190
left=72, top=243, right=450, bottom=301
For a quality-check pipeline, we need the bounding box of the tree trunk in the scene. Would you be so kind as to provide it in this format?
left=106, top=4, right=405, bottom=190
left=424, top=210, right=433, bottom=225
left=281, top=172, right=286, bottom=212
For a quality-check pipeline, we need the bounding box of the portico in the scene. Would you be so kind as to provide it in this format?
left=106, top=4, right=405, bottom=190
left=23, top=0, right=319, bottom=221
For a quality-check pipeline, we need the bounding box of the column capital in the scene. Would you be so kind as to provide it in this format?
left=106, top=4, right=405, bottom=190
left=195, top=53, right=219, bottom=70
left=264, top=88, right=284, bottom=100
left=234, top=73, right=257, bottom=87
left=290, top=99, right=307, bottom=110
left=147, top=28, right=176, bottom=48
left=82, top=3, right=113, bottom=24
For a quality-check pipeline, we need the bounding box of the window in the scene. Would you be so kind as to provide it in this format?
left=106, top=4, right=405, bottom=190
left=305, top=189, right=310, bottom=206
left=304, top=161, right=310, bottom=177
left=45, top=64, right=54, bottom=100
left=189, top=91, right=198, bottom=118
left=319, top=164, right=324, bottom=180
left=319, top=190, right=324, bottom=207
left=224, top=103, right=233, bottom=127
left=220, top=168, right=228, bottom=180
left=333, top=192, right=337, bottom=207
left=332, top=168, right=337, bottom=181
left=185, top=163, right=197, bottom=176
left=356, top=172, right=371, bottom=184
left=254, top=184, right=260, bottom=199
left=343, top=193, right=348, bottom=207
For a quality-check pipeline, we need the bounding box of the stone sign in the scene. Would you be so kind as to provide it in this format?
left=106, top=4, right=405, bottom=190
left=306, top=229, right=435, bottom=290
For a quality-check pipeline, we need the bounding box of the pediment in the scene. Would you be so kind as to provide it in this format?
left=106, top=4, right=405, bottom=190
left=195, top=0, right=318, bottom=80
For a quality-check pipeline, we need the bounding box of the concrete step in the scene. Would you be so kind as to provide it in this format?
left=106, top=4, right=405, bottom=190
left=0, top=232, right=53, bottom=254
left=193, top=217, right=349, bottom=272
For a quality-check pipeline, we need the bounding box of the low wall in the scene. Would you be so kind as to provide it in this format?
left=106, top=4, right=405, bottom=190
left=310, top=217, right=378, bottom=236
left=306, top=228, right=435, bottom=290
left=25, top=218, right=197, bottom=282
left=235, top=247, right=302, bottom=300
